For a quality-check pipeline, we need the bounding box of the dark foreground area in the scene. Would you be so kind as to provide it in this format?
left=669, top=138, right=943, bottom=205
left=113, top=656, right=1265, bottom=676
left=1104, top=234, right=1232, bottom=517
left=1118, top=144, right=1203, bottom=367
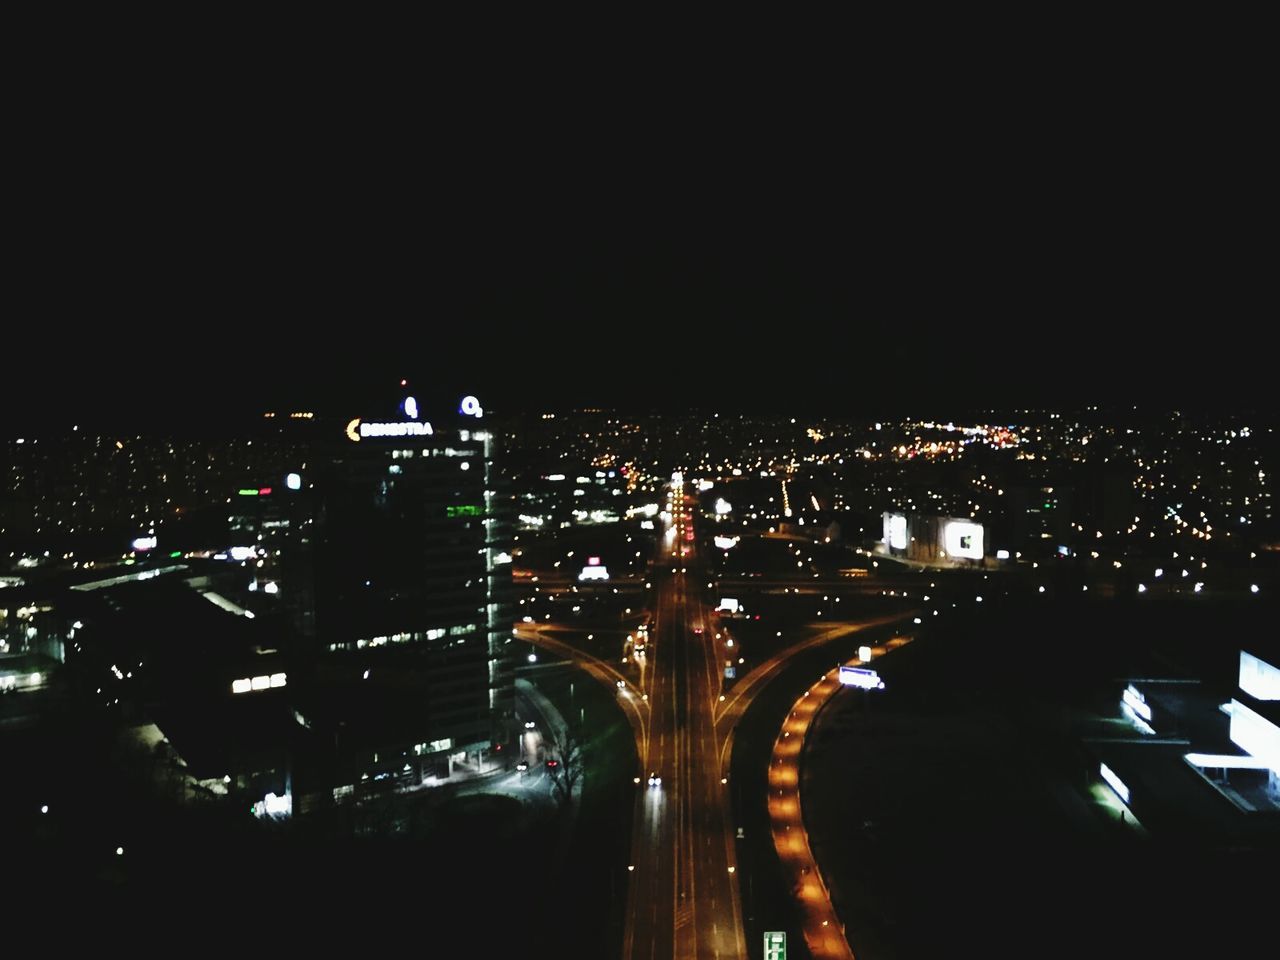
left=804, top=593, right=1279, bottom=959
left=2, top=659, right=636, bottom=958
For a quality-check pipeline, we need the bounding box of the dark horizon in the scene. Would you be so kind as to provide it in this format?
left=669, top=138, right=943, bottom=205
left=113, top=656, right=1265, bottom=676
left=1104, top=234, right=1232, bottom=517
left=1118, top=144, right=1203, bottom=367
left=6, top=305, right=1278, bottom=435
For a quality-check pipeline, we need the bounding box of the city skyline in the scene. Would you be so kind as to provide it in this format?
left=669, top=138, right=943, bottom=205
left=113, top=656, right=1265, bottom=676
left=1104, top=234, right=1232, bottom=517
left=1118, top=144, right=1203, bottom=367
left=5, top=388, right=1275, bottom=959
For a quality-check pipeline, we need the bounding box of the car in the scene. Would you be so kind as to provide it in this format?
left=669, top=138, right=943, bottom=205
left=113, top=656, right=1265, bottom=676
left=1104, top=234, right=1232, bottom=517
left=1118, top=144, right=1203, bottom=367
left=516, top=761, right=529, bottom=772
left=647, top=772, right=662, bottom=788
left=693, top=626, right=703, bottom=635
left=546, top=758, right=560, bottom=770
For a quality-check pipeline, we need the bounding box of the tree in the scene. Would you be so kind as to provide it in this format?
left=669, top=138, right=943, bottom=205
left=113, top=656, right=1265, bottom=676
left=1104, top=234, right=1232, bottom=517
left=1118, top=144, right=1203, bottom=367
left=545, top=721, right=585, bottom=811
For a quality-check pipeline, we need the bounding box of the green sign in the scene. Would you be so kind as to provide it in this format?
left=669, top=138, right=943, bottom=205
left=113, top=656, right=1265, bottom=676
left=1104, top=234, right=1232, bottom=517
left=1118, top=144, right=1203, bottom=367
left=238, top=488, right=260, bottom=497
left=764, top=931, right=786, bottom=960
left=446, top=505, right=482, bottom=518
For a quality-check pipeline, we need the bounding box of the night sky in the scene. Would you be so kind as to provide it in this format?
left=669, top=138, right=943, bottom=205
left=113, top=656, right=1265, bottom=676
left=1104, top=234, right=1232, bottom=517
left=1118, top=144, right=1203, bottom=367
left=8, top=62, right=1272, bottom=431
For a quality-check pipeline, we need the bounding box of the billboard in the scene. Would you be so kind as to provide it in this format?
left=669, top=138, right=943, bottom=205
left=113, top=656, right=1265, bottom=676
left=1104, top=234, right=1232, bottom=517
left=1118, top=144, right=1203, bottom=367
left=943, top=520, right=984, bottom=560
left=883, top=513, right=907, bottom=551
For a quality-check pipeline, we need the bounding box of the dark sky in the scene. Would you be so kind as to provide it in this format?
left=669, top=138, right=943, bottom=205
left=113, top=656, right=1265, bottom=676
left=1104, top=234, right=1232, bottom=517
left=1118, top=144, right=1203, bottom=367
left=6, top=56, right=1273, bottom=432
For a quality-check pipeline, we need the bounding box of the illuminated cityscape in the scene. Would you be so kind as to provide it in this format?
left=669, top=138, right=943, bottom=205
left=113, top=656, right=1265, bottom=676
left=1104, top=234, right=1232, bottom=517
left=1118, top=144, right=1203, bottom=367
left=4, top=377, right=1276, bottom=958
left=4, top=62, right=1275, bottom=953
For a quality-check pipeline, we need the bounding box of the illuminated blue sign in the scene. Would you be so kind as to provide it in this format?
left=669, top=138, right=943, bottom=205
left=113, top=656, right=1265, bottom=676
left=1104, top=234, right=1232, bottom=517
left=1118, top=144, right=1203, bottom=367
left=839, top=666, right=885, bottom=690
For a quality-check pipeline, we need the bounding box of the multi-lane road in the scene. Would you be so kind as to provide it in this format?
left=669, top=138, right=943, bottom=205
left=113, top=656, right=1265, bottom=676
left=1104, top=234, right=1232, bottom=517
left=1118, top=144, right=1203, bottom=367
left=623, top=477, right=746, bottom=959
left=517, top=478, right=918, bottom=958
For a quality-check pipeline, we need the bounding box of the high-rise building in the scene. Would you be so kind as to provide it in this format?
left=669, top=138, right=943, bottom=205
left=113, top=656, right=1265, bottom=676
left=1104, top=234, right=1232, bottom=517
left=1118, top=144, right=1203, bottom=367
left=304, top=393, right=515, bottom=781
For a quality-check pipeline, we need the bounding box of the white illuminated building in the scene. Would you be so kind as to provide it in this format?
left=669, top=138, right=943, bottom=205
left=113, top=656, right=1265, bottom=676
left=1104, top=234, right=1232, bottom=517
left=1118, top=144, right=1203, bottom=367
left=881, top=512, right=985, bottom=566
left=1103, top=649, right=1280, bottom=824
left=1217, top=650, right=1280, bottom=805
left=1239, top=650, right=1280, bottom=701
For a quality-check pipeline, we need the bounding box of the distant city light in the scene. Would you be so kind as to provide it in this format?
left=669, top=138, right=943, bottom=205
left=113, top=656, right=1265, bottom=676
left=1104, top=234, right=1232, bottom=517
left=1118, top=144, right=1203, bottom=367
left=286, top=472, right=302, bottom=490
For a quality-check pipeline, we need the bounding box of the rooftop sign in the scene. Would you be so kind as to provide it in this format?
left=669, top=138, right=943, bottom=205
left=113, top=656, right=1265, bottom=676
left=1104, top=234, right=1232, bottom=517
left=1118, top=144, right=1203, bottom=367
left=346, top=418, right=434, bottom=442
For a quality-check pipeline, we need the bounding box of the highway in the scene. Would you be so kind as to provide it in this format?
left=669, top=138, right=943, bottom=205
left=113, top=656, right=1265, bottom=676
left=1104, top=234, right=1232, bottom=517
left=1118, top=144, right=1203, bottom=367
left=514, top=478, right=922, bottom=958
left=768, top=637, right=912, bottom=959
left=623, top=476, right=746, bottom=960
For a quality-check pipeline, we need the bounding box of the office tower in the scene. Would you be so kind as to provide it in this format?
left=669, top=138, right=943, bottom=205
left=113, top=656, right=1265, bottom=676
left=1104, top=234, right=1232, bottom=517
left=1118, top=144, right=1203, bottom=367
left=307, top=393, right=515, bottom=780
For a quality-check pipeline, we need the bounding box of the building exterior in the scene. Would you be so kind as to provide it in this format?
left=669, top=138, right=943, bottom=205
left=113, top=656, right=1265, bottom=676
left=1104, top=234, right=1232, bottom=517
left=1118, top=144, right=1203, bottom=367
left=1096, top=647, right=1280, bottom=834
left=304, top=395, right=515, bottom=785
left=881, top=511, right=989, bottom=566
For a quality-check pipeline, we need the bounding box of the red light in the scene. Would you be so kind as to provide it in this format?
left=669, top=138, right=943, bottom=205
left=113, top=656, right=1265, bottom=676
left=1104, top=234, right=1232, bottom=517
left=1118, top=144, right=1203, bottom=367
left=258, top=487, right=272, bottom=496
left=400, top=379, right=407, bottom=387
left=587, top=556, right=601, bottom=566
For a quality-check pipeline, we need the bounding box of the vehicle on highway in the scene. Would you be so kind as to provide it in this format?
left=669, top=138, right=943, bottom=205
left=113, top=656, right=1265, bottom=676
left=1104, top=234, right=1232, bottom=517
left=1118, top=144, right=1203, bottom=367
left=647, top=772, right=662, bottom=788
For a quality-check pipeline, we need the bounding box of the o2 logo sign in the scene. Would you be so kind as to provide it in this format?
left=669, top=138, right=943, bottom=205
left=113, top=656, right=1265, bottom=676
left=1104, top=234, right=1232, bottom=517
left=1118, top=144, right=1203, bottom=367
left=459, top=396, right=484, bottom=419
